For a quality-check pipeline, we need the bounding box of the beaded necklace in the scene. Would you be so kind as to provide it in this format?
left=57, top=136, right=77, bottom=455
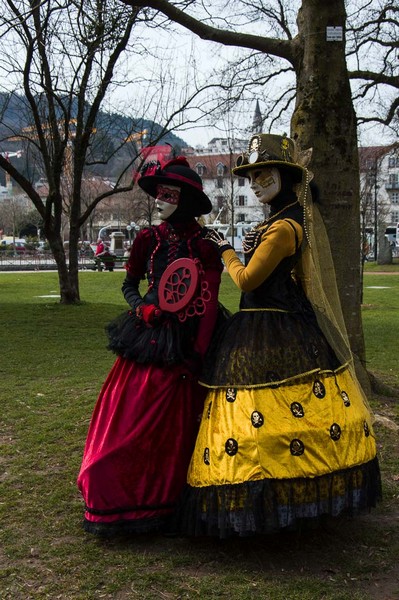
left=242, top=200, right=300, bottom=254
left=257, top=200, right=300, bottom=230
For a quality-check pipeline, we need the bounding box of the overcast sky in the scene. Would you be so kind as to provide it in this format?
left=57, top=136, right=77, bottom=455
left=110, top=21, right=392, bottom=152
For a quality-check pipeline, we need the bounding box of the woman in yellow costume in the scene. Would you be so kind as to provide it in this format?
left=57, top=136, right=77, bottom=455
left=179, top=133, right=382, bottom=538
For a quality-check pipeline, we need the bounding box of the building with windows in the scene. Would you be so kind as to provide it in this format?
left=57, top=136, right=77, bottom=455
left=183, top=142, right=265, bottom=226
left=359, top=143, right=399, bottom=252
left=386, top=154, right=399, bottom=226
left=182, top=138, right=399, bottom=255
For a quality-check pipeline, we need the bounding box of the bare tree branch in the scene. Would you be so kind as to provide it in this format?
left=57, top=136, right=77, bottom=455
left=120, top=0, right=295, bottom=63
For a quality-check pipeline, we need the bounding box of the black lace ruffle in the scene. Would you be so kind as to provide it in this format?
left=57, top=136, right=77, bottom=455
left=107, top=302, right=231, bottom=368
left=201, top=309, right=341, bottom=388
left=177, top=457, right=382, bottom=538
left=82, top=514, right=171, bottom=537
left=106, top=310, right=199, bottom=366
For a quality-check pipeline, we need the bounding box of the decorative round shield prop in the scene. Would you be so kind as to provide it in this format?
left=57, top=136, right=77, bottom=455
left=158, top=258, right=199, bottom=313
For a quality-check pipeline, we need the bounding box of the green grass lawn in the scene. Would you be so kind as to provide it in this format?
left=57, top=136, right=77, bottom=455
left=362, top=272, right=399, bottom=387
left=363, top=258, right=399, bottom=273
left=0, top=271, right=398, bottom=600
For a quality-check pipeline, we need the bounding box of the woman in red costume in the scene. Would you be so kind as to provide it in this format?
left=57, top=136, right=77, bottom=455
left=77, top=155, right=223, bottom=536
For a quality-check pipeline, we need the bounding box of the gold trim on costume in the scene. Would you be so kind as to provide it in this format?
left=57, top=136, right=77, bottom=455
left=240, top=308, right=291, bottom=313
left=199, top=363, right=350, bottom=390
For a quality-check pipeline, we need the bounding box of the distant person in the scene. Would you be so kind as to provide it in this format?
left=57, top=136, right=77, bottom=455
left=178, top=133, right=382, bottom=538
left=78, top=155, right=224, bottom=535
left=95, top=235, right=115, bottom=271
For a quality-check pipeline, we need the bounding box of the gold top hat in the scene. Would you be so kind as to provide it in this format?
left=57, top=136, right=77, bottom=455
left=232, top=133, right=305, bottom=179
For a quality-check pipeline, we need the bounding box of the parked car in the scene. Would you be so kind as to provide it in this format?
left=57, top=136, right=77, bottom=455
left=0, top=238, right=27, bottom=254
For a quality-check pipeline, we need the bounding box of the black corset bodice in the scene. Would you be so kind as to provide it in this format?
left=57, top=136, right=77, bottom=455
left=240, top=253, right=303, bottom=311
left=143, top=223, right=203, bottom=306
left=239, top=202, right=310, bottom=312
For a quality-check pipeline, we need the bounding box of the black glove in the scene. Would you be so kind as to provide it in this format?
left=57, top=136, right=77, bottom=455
left=122, top=274, right=144, bottom=310
left=204, top=228, right=233, bottom=253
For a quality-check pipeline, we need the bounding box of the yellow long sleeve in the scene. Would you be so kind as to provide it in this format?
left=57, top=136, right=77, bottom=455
left=221, top=219, right=303, bottom=292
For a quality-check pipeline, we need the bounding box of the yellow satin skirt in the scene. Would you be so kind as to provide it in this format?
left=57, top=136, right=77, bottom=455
left=188, top=366, right=377, bottom=487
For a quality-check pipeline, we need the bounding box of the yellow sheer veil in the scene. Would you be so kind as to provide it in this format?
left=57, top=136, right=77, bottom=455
left=293, top=149, right=372, bottom=415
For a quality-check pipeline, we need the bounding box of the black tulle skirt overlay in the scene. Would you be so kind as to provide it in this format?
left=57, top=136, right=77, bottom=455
left=179, top=307, right=382, bottom=538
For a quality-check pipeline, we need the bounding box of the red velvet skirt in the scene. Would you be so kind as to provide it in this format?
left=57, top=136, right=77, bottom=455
left=77, top=356, right=206, bottom=535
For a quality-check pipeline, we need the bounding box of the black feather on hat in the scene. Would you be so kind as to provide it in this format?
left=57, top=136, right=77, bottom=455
left=138, top=156, right=212, bottom=217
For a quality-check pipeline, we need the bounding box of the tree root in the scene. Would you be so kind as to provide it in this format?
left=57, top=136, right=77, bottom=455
left=368, top=372, right=399, bottom=399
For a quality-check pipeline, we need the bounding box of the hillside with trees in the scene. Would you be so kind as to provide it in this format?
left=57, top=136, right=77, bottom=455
left=0, top=91, right=186, bottom=186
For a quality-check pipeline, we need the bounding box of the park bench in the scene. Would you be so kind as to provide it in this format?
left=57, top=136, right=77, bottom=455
left=91, top=255, right=128, bottom=271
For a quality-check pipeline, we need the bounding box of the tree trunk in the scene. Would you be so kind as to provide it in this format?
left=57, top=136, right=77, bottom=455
left=67, top=223, right=81, bottom=303
left=45, top=229, right=80, bottom=304
left=292, top=0, right=365, bottom=363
